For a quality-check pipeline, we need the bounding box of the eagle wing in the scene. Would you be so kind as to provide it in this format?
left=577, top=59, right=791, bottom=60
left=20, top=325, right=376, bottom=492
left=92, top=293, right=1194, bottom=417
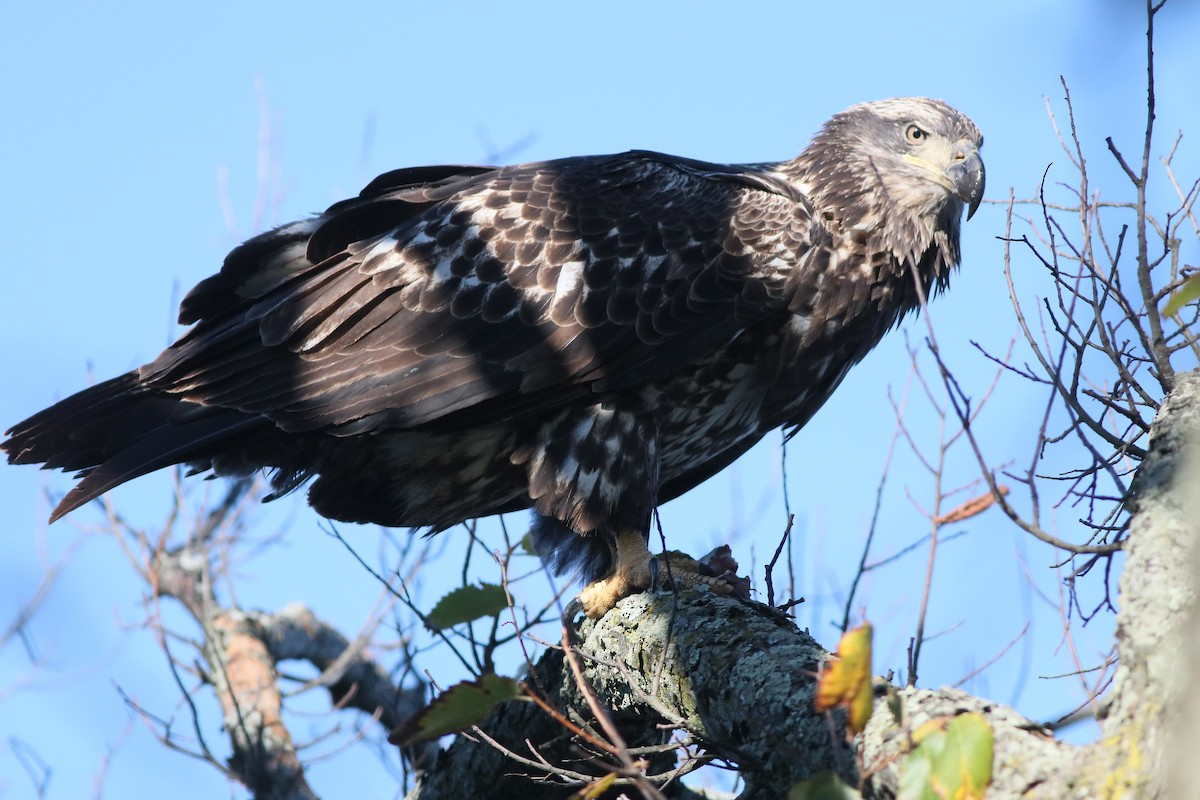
left=143, top=152, right=815, bottom=436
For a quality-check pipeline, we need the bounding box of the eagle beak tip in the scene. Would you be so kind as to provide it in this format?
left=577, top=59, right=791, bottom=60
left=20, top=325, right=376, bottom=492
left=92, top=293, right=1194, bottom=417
left=953, top=149, right=985, bottom=221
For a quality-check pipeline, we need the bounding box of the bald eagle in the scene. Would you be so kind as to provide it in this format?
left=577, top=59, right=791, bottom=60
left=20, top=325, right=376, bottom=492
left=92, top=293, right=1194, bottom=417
left=4, top=97, right=983, bottom=617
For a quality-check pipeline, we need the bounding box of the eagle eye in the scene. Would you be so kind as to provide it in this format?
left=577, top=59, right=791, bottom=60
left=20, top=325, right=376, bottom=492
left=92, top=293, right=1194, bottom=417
left=905, top=124, right=927, bottom=143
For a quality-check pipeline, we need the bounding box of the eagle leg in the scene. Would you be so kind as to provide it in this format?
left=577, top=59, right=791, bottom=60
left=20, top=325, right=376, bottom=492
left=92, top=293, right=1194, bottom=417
left=578, top=529, right=735, bottom=618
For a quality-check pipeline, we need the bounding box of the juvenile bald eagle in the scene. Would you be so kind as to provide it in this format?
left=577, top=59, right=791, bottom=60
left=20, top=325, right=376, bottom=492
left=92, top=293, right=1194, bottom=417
left=4, top=97, right=983, bottom=617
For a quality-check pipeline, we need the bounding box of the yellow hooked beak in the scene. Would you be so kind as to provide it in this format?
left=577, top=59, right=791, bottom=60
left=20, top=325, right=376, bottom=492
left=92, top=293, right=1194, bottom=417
left=905, top=140, right=985, bottom=219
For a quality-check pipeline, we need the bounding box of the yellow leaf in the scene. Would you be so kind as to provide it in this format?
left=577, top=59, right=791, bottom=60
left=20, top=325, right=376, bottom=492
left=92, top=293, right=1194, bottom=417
left=912, top=718, right=949, bottom=744
left=574, top=772, right=618, bottom=799
left=815, top=622, right=874, bottom=734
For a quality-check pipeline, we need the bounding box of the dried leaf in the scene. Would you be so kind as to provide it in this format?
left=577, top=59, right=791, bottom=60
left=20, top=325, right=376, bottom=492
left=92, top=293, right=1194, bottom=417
left=426, top=582, right=508, bottom=631
left=697, top=544, right=752, bottom=600
left=934, top=485, right=1009, bottom=525
left=389, top=673, right=523, bottom=746
left=815, top=622, right=874, bottom=734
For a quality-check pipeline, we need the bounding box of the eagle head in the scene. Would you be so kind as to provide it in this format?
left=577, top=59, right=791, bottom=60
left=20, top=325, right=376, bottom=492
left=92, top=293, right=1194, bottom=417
left=862, top=97, right=985, bottom=220
left=789, top=97, right=985, bottom=277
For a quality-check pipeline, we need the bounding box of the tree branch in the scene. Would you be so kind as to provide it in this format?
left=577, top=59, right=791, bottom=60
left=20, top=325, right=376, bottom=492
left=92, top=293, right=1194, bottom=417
left=407, top=373, right=1200, bottom=798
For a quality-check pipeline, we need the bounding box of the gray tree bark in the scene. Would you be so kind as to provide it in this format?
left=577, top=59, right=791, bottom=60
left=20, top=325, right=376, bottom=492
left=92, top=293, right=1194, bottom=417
left=407, top=372, right=1200, bottom=799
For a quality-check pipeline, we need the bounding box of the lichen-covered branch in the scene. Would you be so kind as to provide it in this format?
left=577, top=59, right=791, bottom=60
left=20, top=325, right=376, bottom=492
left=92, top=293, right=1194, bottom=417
left=409, top=588, right=1087, bottom=798
left=410, top=373, right=1200, bottom=799
left=861, top=687, right=1074, bottom=797
left=574, top=594, right=852, bottom=796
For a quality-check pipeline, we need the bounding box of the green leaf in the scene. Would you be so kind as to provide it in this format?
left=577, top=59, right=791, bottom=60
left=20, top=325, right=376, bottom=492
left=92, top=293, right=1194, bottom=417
left=388, top=674, right=523, bottom=746
left=789, top=771, right=864, bottom=800
left=930, top=713, right=993, bottom=799
left=898, top=738, right=937, bottom=800
left=898, top=713, right=993, bottom=800
left=1164, top=273, right=1200, bottom=317
left=885, top=684, right=905, bottom=727
left=426, top=582, right=509, bottom=631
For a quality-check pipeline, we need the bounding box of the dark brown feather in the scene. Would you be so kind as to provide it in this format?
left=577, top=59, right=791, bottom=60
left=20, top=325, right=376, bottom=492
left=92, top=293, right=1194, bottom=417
left=3, top=98, right=984, bottom=586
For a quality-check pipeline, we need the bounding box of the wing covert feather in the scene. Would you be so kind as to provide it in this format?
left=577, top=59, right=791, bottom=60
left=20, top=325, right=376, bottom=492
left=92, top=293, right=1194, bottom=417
left=144, top=152, right=815, bottom=433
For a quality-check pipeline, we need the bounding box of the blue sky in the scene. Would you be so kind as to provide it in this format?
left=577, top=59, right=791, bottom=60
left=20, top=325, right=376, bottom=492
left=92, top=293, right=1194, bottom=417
left=2, top=2, right=1199, bottom=797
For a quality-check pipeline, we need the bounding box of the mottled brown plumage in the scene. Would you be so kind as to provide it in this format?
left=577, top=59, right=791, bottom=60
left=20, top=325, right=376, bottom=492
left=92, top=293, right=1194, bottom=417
left=4, top=97, right=983, bottom=617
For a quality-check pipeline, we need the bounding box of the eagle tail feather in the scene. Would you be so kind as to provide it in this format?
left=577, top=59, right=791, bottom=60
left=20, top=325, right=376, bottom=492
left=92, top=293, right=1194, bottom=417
left=2, top=373, right=267, bottom=521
